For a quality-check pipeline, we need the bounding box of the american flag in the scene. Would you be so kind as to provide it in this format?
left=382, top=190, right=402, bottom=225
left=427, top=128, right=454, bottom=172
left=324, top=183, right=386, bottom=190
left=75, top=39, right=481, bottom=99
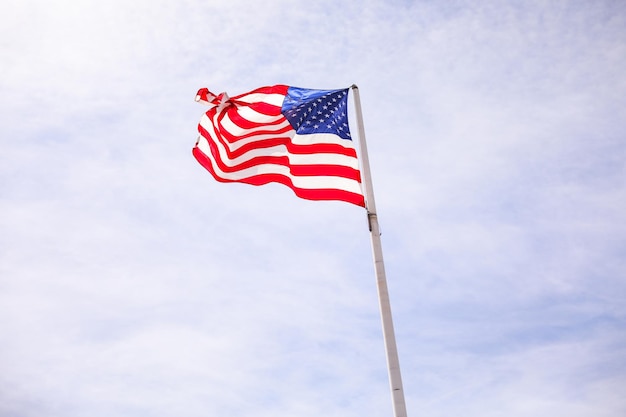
left=193, top=85, right=365, bottom=207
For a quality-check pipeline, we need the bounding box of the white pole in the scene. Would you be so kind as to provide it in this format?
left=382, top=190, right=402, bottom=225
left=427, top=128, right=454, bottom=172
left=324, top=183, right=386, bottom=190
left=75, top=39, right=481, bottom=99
left=351, top=84, right=408, bottom=417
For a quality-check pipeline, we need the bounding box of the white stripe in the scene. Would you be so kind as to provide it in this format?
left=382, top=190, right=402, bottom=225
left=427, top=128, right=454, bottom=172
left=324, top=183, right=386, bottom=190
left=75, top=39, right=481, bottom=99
left=292, top=132, right=357, bottom=149
left=236, top=106, right=283, bottom=124
left=236, top=92, right=286, bottom=107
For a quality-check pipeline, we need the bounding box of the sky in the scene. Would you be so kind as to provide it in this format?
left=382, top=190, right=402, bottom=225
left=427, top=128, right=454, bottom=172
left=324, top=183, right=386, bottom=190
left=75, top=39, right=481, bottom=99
left=1, top=1, right=625, bottom=416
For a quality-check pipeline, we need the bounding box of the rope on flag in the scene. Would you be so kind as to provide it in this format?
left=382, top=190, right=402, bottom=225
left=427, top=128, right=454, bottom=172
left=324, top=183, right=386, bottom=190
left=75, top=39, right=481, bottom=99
left=193, top=85, right=365, bottom=207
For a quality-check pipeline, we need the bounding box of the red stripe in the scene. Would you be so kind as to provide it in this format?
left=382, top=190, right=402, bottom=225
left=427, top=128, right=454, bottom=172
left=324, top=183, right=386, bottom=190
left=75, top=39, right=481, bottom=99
left=225, top=108, right=284, bottom=130
left=290, top=164, right=362, bottom=181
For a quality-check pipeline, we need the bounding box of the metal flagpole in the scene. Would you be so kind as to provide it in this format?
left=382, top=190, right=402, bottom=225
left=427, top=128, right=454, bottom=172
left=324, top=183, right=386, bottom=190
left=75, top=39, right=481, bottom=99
left=351, top=84, right=408, bottom=417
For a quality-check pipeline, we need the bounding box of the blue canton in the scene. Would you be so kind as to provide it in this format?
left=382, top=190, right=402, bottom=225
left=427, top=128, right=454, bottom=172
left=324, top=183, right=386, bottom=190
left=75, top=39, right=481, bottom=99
left=281, top=87, right=352, bottom=140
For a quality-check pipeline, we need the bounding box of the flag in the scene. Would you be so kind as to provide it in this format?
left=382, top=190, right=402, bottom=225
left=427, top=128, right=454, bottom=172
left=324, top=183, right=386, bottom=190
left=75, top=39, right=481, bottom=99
left=193, top=85, right=365, bottom=207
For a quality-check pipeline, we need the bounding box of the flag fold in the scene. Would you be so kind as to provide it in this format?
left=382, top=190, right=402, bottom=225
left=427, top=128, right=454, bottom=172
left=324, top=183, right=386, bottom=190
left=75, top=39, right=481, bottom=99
left=193, top=85, right=365, bottom=207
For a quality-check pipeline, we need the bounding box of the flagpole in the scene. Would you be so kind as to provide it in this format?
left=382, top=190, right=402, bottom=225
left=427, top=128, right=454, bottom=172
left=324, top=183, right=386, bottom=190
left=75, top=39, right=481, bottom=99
left=351, top=84, right=408, bottom=417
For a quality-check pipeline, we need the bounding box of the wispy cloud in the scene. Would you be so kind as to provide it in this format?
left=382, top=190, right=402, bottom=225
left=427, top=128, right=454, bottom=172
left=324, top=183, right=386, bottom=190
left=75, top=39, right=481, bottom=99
left=1, top=1, right=625, bottom=416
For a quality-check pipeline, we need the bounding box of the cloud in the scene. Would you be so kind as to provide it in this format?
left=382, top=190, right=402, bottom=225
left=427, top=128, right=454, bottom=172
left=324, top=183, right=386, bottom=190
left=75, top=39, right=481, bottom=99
left=1, top=1, right=625, bottom=416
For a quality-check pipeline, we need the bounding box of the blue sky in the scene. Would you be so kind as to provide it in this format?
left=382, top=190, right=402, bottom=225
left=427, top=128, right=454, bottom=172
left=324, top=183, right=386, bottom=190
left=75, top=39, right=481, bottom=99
left=1, top=1, right=625, bottom=416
